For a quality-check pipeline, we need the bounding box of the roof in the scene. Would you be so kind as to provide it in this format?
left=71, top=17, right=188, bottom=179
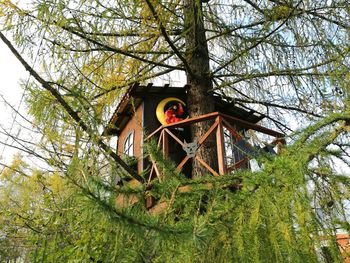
left=211, top=92, right=265, bottom=124
left=103, top=83, right=265, bottom=136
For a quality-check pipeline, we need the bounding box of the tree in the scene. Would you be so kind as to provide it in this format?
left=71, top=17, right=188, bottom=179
left=0, top=0, right=350, bottom=262
left=1, top=0, right=349, bottom=174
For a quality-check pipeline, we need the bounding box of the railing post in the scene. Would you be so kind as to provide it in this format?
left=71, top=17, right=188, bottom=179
left=216, top=116, right=227, bottom=175
left=162, top=129, right=169, bottom=158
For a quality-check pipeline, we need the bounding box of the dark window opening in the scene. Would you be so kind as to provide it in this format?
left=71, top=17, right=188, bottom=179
left=124, top=131, right=134, bottom=156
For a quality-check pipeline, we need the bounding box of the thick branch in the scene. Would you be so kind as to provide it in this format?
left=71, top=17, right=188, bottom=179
left=0, top=31, right=144, bottom=183
left=48, top=38, right=173, bottom=55
left=62, top=29, right=183, bottom=37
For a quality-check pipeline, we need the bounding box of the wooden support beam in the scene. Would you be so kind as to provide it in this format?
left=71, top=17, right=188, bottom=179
left=195, top=156, right=219, bottom=176
left=146, top=125, right=163, bottom=140
left=164, top=128, right=184, bottom=146
left=220, top=112, right=284, bottom=138
left=174, top=119, right=220, bottom=175
left=163, top=112, right=220, bottom=129
left=151, top=159, right=162, bottom=181
left=147, top=113, right=219, bottom=141
left=216, top=116, right=227, bottom=175
left=157, top=130, right=163, bottom=147
left=163, top=130, right=169, bottom=158
left=221, top=118, right=242, bottom=140
left=176, top=156, right=190, bottom=172
left=148, top=165, right=156, bottom=184
left=232, top=157, right=249, bottom=170
left=147, top=111, right=284, bottom=141
left=198, top=118, right=220, bottom=145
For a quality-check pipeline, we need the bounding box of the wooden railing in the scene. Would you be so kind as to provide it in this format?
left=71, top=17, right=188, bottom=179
left=146, top=112, right=285, bottom=181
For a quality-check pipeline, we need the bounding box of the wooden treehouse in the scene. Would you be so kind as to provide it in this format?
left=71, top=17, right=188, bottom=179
left=103, top=83, right=285, bottom=209
left=104, top=82, right=284, bottom=177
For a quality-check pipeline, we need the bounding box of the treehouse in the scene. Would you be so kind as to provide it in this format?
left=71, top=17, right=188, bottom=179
left=103, top=83, right=285, bottom=182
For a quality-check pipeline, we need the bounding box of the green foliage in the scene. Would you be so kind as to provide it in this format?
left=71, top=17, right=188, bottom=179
left=1, top=0, right=350, bottom=262
left=1, top=112, right=349, bottom=262
left=264, top=5, right=292, bottom=22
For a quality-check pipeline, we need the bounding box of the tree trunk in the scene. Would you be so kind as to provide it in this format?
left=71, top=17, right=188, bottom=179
left=184, top=0, right=218, bottom=177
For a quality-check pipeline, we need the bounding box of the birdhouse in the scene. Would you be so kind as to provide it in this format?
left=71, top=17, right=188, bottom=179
left=103, top=83, right=284, bottom=179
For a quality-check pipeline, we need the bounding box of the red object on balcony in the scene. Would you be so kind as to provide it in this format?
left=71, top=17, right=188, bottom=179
left=165, top=103, right=185, bottom=124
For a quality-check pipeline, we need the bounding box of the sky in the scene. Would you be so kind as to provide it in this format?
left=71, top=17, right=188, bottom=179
left=0, top=39, right=29, bottom=163
left=0, top=0, right=32, bottom=126
left=0, top=40, right=26, bottom=107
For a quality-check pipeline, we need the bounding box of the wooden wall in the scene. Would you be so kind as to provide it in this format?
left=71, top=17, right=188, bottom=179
left=117, top=103, right=144, bottom=173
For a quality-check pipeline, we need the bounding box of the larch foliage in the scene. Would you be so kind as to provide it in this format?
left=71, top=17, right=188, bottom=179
left=0, top=0, right=349, bottom=262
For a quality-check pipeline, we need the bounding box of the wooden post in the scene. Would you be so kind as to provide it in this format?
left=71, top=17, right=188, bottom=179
left=163, top=129, right=169, bottom=158
left=157, top=130, right=163, bottom=147
left=216, top=116, right=226, bottom=175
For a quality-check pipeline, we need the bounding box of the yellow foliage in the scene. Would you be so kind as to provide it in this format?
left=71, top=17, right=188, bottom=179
left=0, top=154, right=26, bottom=180
left=264, top=5, right=292, bottom=21
left=1, top=167, right=12, bottom=180
left=0, top=0, right=21, bottom=18
left=48, top=172, right=64, bottom=194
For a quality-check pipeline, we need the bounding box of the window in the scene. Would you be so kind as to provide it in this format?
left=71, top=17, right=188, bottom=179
left=123, top=131, right=134, bottom=156
left=223, top=127, right=246, bottom=167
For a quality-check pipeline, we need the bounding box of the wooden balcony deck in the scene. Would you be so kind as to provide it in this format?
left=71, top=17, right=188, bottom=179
left=146, top=112, right=285, bottom=181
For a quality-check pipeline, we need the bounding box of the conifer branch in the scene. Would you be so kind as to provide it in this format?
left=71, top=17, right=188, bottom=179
left=58, top=24, right=183, bottom=71
left=20, top=11, right=184, bottom=71
left=211, top=0, right=303, bottom=75
left=0, top=31, right=144, bottom=183
left=144, top=0, right=193, bottom=75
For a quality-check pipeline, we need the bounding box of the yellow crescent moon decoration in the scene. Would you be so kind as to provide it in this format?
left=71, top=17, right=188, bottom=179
left=156, top=97, right=186, bottom=125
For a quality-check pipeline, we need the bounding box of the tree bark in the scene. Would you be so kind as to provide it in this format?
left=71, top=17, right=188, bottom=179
left=184, top=0, right=218, bottom=177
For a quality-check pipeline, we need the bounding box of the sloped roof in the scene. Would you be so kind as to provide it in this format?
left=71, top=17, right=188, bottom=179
left=103, top=82, right=265, bottom=136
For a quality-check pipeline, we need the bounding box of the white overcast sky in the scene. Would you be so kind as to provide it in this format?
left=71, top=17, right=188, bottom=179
left=0, top=39, right=29, bottom=162
left=0, top=0, right=31, bottom=125
left=0, top=42, right=27, bottom=104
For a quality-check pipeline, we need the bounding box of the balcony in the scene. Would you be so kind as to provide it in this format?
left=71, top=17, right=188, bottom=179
left=146, top=111, right=285, bottom=181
